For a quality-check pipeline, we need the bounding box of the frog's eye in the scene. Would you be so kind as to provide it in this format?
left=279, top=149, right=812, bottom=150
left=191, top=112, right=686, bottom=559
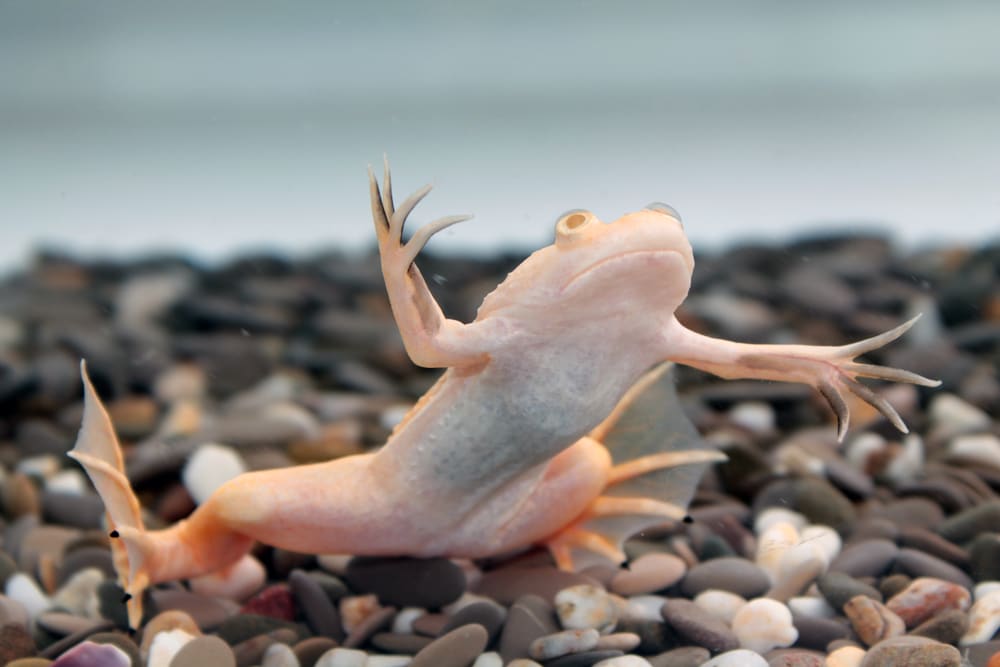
left=645, top=202, right=682, bottom=224
left=555, top=209, right=597, bottom=240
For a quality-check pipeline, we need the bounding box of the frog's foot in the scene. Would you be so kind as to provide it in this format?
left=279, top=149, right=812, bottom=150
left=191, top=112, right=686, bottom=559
left=735, top=316, right=940, bottom=440
left=545, top=363, right=725, bottom=571
left=66, top=361, right=151, bottom=630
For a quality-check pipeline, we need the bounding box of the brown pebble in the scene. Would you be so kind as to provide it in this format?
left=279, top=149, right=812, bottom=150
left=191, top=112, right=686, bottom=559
left=291, top=636, right=338, bottom=667
left=231, top=628, right=298, bottom=667
left=475, top=566, right=600, bottom=605
left=610, top=553, right=686, bottom=596
left=441, top=599, right=506, bottom=642
left=0, top=623, right=37, bottom=663
left=341, top=604, right=396, bottom=648
left=909, top=608, right=970, bottom=645
left=345, top=556, right=466, bottom=609
left=885, top=576, right=971, bottom=628
left=843, top=595, right=905, bottom=647
left=765, top=648, right=826, bottom=667
left=2, top=473, right=41, bottom=519
left=139, top=609, right=202, bottom=656
left=648, top=646, right=710, bottom=667
left=169, top=635, right=236, bottom=667
left=859, top=635, right=961, bottom=666
left=412, top=612, right=450, bottom=637
left=370, top=630, right=434, bottom=654
left=409, top=623, right=488, bottom=667
left=5, top=659, right=54, bottom=667
left=499, top=595, right=559, bottom=663
left=289, top=569, right=343, bottom=640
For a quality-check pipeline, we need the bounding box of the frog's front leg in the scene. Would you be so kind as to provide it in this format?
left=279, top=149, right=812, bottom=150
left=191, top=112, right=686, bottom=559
left=369, top=159, right=491, bottom=368
left=665, top=316, right=940, bottom=440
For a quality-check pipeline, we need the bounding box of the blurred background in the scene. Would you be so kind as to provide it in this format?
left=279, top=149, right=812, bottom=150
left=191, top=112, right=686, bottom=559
left=2, top=1, right=998, bottom=274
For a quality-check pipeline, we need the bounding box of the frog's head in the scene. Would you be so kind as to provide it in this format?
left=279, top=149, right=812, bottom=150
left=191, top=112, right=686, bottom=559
left=477, top=204, right=695, bottom=323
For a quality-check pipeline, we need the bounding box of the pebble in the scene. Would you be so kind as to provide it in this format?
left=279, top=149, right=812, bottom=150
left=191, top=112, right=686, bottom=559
left=828, top=540, right=898, bottom=579
left=938, top=500, right=1000, bottom=544
left=261, top=642, right=300, bottom=667
left=753, top=479, right=856, bottom=531
left=555, top=585, right=619, bottom=633
left=168, top=635, right=236, bottom=667
left=50, top=641, right=131, bottom=667
left=441, top=599, right=506, bottom=641
left=692, top=589, right=746, bottom=625
left=731, top=598, right=798, bottom=653
left=0, top=623, right=37, bottom=663
left=189, top=554, right=266, bottom=602
left=961, top=588, right=1000, bottom=646
left=289, top=569, right=343, bottom=640
left=5, top=573, right=51, bottom=618
left=970, top=534, right=1000, bottom=582
left=699, top=648, right=769, bottom=667
left=499, top=595, right=559, bottom=664
left=139, top=610, right=202, bottom=656
left=345, top=557, right=466, bottom=609
left=410, top=624, right=489, bottom=667
left=661, top=597, right=738, bottom=652
left=646, top=646, right=709, bottom=667
left=529, top=628, right=600, bottom=660
left=475, top=566, right=598, bottom=605
left=680, top=557, right=771, bottom=598
left=884, top=577, right=971, bottom=628
left=909, top=608, right=969, bottom=645
left=826, top=645, right=866, bottom=667
left=593, top=657, right=652, bottom=667
left=893, top=548, right=974, bottom=588
left=609, top=553, right=686, bottom=596
left=181, top=443, right=247, bottom=505
left=842, top=595, right=904, bottom=646
left=817, top=572, right=883, bottom=611
left=859, top=635, right=961, bottom=667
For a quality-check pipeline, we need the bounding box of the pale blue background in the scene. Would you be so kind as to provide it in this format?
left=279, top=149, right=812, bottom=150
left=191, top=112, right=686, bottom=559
left=2, top=1, right=998, bottom=272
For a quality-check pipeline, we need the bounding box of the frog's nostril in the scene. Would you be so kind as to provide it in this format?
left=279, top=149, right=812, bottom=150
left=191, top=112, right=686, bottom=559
left=645, top=202, right=682, bottom=223
left=564, top=213, right=588, bottom=229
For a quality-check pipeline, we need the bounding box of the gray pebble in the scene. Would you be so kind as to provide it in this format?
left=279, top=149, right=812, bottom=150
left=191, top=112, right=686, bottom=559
left=893, top=548, right=974, bottom=589
left=680, top=557, right=770, bottom=599
left=859, top=635, right=960, bottom=667
left=409, top=623, right=488, bottom=667
left=441, top=599, right=506, bottom=642
left=938, top=500, right=1000, bottom=543
left=288, top=569, right=343, bottom=641
left=661, top=598, right=739, bottom=652
left=817, top=572, right=883, bottom=611
left=648, top=646, right=711, bottom=667
left=829, top=539, right=899, bottom=578
left=345, top=557, right=466, bottom=609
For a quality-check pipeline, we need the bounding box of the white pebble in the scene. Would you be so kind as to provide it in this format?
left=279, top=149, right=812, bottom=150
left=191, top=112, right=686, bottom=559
left=391, top=607, right=426, bottom=634
left=788, top=595, right=836, bottom=619
left=700, top=648, right=769, bottom=667
left=884, top=434, right=924, bottom=484
left=529, top=628, right=599, bottom=660
left=17, top=454, right=60, bottom=480
left=181, top=442, right=247, bottom=505
left=949, top=433, right=1000, bottom=468
left=317, top=553, right=353, bottom=575
left=756, top=521, right=800, bottom=582
left=693, top=590, right=747, bottom=625
left=799, top=524, right=842, bottom=565
left=754, top=507, right=807, bottom=534
left=622, top=595, right=668, bottom=622
left=554, top=584, right=618, bottom=633
left=45, top=469, right=88, bottom=495
left=4, top=572, right=51, bottom=618
left=51, top=567, right=103, bottom=618
left=593, top=656, right=653, bottom=667
left=471, top=652, right=503, bottom=667
left=826, top=644, right=866, bottom=667
left=731, top=598, right=798, bottom=654
left=188, top=554, right=265, bottom=601
left=379, top=403, right=413, bottom=430
left=929, top=393, right=991, bottom=432
left=262, top=642, right=300, bottom=667
left=960, top=588, right=1000, bottom=646
left=315, top=647, right=367, bottom=667
left=366, top=657, right=411, bottom=667
left=728, top=401, right=775, bottom=433
left=146, top=628, right=196, bottom=667
left=975, top=581, right=1000, bottom=600
left=845, top=432, right=887, bottom=470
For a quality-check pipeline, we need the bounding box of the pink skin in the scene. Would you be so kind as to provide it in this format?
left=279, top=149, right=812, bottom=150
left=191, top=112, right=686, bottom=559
left=70, top=164, right=937, bottom=628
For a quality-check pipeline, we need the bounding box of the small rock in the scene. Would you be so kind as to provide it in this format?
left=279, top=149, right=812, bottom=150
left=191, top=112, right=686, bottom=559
left=731, top=598, right=797, bottom=653
left=498, top=595, right=558, bottom=664
left=817, top=572, right=883, bottom=612
left=661, top=598, right=739, bottom=653
left=555, top=585, right=618, bottom=633
left=699, top=648, right=769, bottom=667
left=529, top=628, right=600, bottom=660
left=410, top=624, right=489, bottom=667
left=168, top=635, right=235, bottom=667
left=692, top=589, right=746, bottom=625
left=938, top=501, right=1000, bottom=544
left=0, top=623, right=36, bottom=664
left=475, top=566, right=598, bottom=605
left=646, top=646, right=709, bottom=667
left=51, top=640, right=130, bottom=667
left=909, top=608, right=969, bottom=645
left=181, top=443, right=247, bottom=505
left=829, top=539, right=898, bottom=578
left=960, top=588, right=1000, bottom=646
left=893, top=548, right=974, bottom=589
left=189, top=555, right=265, bottom=602
left=843, top=595, right=905, bottom=646
left=146, top=628, right=196, bottom=667
left=610, top=553, right=686, bottom=596
left=885, top=577, right=971, bottom=628
left=261, top=642, right=300, bottom=667
left=859, top=635, right=961, bottom=667
left=825, top=645, right=865, bottom=667
left=680, top=557, right=770, bottom=598
left=345, top=557, right=466, bottom=609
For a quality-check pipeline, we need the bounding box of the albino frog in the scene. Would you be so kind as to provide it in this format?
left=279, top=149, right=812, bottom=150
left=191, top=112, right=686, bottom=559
left=70, top=162, right=938, bottom=628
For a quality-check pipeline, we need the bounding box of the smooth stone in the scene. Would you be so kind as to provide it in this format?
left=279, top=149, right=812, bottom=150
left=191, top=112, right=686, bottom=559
left=647, top=646, right=710, bottom=667
left=594, top=632, right=640, bottom=652
left=289, top=569, right=343, bottom=640
left=35, top=611, right=105, bottom=637
left=661, top=598, right=739, bottom=653
left=411, top=612, right=449, bottom=637
left=7, top=659, right=55, bottom=667
left=51, top=568, right=103, bottom=618
left=938, top=501, right=1000, bottom=544
left=897, top=526, right=970, bottom=568
left=555, top=585, right=619, bottom=633
left=168, top=635, right=235, bottom=667
left=86, top=632, right=141, bottom=667
left=441, top=599, right=506, bottom=642
left=893, top=548, right=975, bottom=589
left=825, top=645, right=865, bottom=667
left=181, top=443, right=247, bottom=505
left=789, top=611, right=850, bottom=650
left=215, top=614, right=303, bottom=646
left=189, top=555, right=266, bottom=603
left=885, top=577, right=971, bottom=628
left=0, top=623, right=37, bottom=663
left=370, top=631, right=434, bottom=654
left=345, top=557, right=466, bottom=609
left=752, top=478, right=855, bottom=531
left=764, top=649, right=825, bottom=667
left=341, top=604, right=396, bottom=649
left=314, top=647, right=367, bottom=667
left=680, top=557, right=770, bottom=598
left=843, top=595, right=905, bottom=647
left=139, top=610, right=202, bottom=657
left=817, top=572, right=883, bottom=611
left=529, top=628, right=600, bottom=660
left=545, top=650, right=626, bottom=667
left=471, top=652, right=503, bottom=667
left=692, top=590, right=747, bottom=625
left=970, top=534, right=1000, bottom=582
left=150, top=588, right=236, bottom=631
left=868, top=498, right=945, bottom=532
left=499, top=595, right=559, bottom=664
left=846, top=518, right=899, bottom=544
left=961, top=589, right=1000, bottom=646
left=731, top=598, right=797, bottom=653
left=409, top=623, right=489, bottom=667
left=829, top=539, right=899, bottom=578
left=610, top=553, right=686, bottom=596
left=261, top=642, right=300, bottom=667
left=910, top=608, right=970, bottom=645
left=41, top=490, right=105, bottom=529
left=475, top=566, right=599, bottom=605
left=5, top=573, right=51, bottom=618
left=146, top=628, right=196, bottom=667
left=291, top=636, right=338, bottom=666
left=50, top=640, right=130, bottom=667
left=859, top=635, right=961, bottom=667
left=700, top=648, right=769, bottom=666
left=613, top=617, right=672, bottom=655
left=56, top=547, right=115, bottom=586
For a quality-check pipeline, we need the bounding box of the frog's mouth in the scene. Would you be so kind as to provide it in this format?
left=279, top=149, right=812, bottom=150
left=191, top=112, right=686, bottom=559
left=561, top=249, right=683, bottom=293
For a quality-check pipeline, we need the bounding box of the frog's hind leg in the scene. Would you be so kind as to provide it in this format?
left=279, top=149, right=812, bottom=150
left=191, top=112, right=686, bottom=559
left=544, top=363, right=725, bottom=571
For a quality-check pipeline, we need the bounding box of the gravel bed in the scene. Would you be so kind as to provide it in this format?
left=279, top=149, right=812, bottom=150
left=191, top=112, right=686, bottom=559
left=0, top=234, right=997, bottom=667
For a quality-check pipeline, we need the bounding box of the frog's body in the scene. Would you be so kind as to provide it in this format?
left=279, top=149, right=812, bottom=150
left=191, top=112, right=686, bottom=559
left=70, top=163, right=938, bottom=628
